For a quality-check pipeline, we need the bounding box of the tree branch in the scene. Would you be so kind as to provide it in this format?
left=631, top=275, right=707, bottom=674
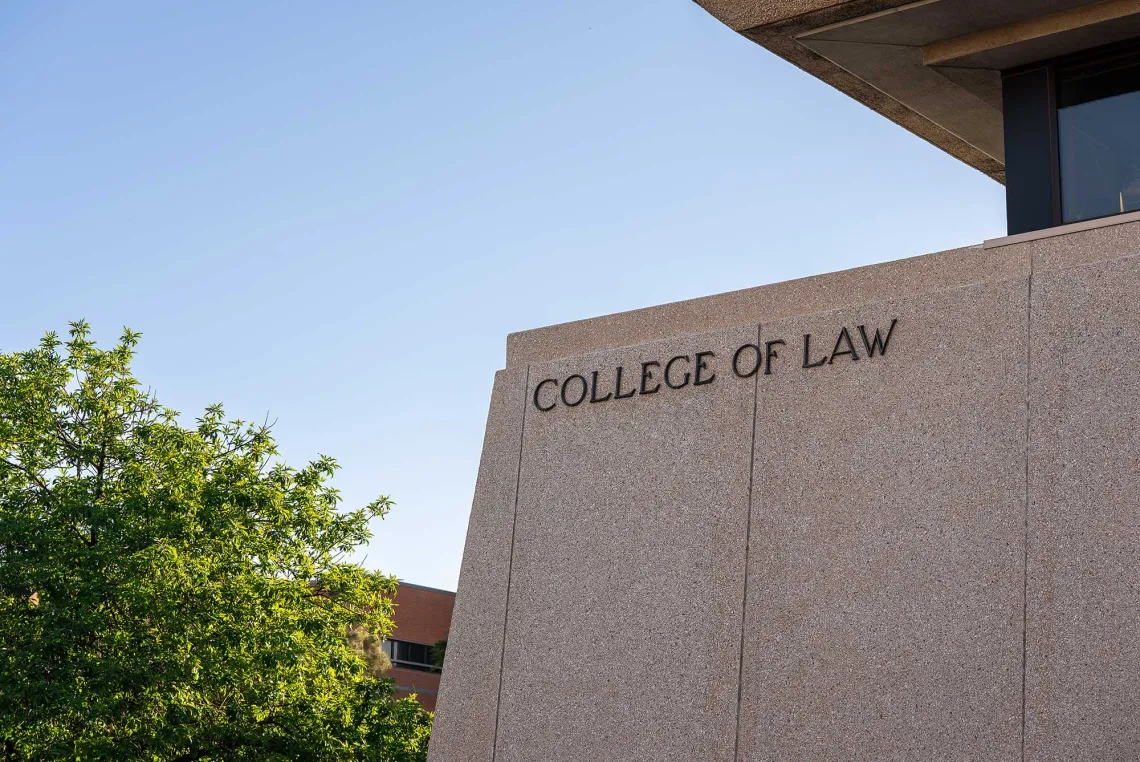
left=0, top=456, right=50, bottom=496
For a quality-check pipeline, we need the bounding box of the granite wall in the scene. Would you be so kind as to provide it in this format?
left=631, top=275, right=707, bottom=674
left=429, top=219, right=1140, bottom=762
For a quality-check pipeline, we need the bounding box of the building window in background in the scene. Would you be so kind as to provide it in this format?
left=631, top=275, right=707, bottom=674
left=383, top=639, right=440, bottom=673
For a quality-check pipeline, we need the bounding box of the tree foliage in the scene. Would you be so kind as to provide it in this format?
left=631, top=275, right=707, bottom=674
left=0, top=323, right=432, bottom=761
left=347, top=625, right=393, bottom=677
left=431, top=640, right=447, bottom=672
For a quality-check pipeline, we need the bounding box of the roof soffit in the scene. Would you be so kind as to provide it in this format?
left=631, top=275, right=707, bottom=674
left=694, top=0, right=1140, bottom=182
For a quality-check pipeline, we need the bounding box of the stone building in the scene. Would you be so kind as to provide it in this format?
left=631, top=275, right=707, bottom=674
left=430, top=1, right=1140, bottom=760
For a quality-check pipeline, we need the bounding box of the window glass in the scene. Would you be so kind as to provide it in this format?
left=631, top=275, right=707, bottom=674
left=1058, top=50, right=1140, bottom=223
left=384, top=639, right=439, bottom=673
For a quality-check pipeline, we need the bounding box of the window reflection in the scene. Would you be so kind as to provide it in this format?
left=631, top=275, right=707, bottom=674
left=1058, top=52, right=1140, bottom=224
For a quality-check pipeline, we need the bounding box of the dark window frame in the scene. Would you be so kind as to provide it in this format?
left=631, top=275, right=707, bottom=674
left=382, top=638, right=441, bottom=674
left=1002, top=38, right=1140, bottom=235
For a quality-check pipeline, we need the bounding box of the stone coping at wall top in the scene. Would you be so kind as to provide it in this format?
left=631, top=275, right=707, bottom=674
left=504, top=216, right=1140, bottom=367
left=984, top=208, right=1140, bottom=249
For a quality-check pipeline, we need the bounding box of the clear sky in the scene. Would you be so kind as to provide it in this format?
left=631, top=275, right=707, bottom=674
left=0, top=1, right=1006, bottom=590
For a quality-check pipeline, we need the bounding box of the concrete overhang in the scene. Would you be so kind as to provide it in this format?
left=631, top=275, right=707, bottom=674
left=694, top=0, right=1140, bottom=183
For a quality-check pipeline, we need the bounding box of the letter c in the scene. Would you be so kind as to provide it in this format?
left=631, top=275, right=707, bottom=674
left=533, top=379, right=558, bottom=411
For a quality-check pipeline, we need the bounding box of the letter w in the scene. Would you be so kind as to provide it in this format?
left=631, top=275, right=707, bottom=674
left=858, top=319, right=897, bottom=358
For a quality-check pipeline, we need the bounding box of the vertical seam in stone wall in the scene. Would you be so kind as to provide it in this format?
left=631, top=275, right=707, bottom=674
left=1020, top=262, right=1035, bottom=762
left=490, top=364, right=529, bottom=762
left=732, top=323, right=763, bottom=762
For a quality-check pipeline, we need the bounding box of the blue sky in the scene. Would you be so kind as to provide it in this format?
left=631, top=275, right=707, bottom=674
left=0, top=1, right=1005, bottom=590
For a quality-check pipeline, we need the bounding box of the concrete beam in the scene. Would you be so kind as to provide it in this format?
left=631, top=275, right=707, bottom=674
left=924, top=0, right=1140, bottom=65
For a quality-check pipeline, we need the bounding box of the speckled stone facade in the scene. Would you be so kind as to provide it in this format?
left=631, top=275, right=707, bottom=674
left=429, top=369, right=527, bottom=762
left=429, top=219, right=1140, bottom=762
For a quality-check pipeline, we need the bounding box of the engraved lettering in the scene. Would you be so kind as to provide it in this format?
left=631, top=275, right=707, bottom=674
left=665, top=355, right=691, bottom=389
left=764, top=339, right=786, bottom=375
left=589, top=370, right=613, bottom=403
left=858, top=319, right=898, bottom=358
left=534, top=379, right=558, bottom=411
left=614, top=365, right=637, bottom=399
left=560, top=374, right=589, bottom=407
left=828, top=327, right=860, bottom=364
left=803, top=334, right=828, bottom=368
left=694, top=351, right=716, bottom=386
left=733, top=344, right=761, bottom=379
left=539, top=317, right=898, bottom=413
left=640, top=361, right=662, bottom=395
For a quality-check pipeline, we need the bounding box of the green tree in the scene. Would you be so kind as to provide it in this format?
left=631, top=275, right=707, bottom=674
left=0, top=322, right=432, bottom=761
left=347, top=624, right=393, bottom=677
left=431, top=639, right=447, bottom=671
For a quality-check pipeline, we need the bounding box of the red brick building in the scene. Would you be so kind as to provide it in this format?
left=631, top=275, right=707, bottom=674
left=383, top=582, right=454, bottom=712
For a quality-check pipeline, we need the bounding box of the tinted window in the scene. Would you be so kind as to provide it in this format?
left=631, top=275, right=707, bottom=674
left=1058, top=50, right=1140, bottom=223
left=384, top=639, right=439, bottom=673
